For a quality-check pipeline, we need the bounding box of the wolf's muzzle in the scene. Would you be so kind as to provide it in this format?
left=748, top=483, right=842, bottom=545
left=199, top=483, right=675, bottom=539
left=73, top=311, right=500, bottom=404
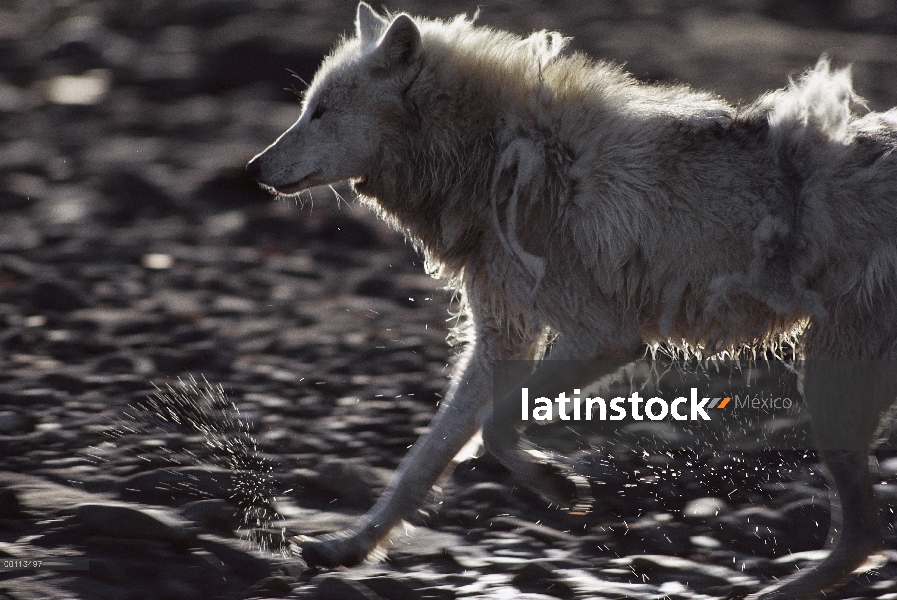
left=245, top=157, right=262, bottom=177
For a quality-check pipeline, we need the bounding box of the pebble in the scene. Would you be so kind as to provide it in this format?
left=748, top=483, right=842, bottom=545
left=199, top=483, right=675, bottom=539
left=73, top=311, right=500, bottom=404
left=617, top=518, right=692, bottom=556
left=312, top=575, right=383, bottom=600
left=361, top=575, right=423, bottom=600
left=0, top=488, right=24, bottom=518
left=307, top=458, right=385, bottom=507
left=194, top=533, right=273, bottom=581
left=683, top=497, right=730, bottom=521
left=29, top=279, right=92, bottom=312
left=624, top=554, right=750, bottom=589
left=118, top=466, right=236, bottom=504
left=180, top=498, right=239, bottom=533
left=66, top=502, right=194, bottom=544
left=0, top=410, right=30, bottom=435
left=779, top=497, right=830, bottom=552
left=713, top=506, right=787, bottom=557
left=511, top=562, right=576, bottom=599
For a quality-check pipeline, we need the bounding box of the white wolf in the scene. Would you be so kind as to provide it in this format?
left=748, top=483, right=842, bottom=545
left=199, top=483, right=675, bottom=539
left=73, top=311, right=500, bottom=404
left=247, top=4, right=897, bottom=598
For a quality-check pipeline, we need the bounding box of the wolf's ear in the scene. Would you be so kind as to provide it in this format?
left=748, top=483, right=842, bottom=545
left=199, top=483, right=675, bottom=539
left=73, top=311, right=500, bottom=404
left=356, top=2, right=386, bottom=45
left=378, top=14, right=421, bottom=69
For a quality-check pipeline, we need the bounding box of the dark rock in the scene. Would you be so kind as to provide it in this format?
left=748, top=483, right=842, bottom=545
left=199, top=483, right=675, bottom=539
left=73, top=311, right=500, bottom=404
left=173, top=0, right=256, bottom=29
left=119, top=466, right=236, bottom=504
left=29, top=279, right=92, bottom=312
left=232, top=207, right=309, bottom=247
left=93, top=353, right=153, bottom=375
left=361, top=575, right=422, bottom=600
left=194, top=533, right=272, bottom=582
left=193, top=167, right=271, bottom=208
left=0, top=388, right=62, bottom=407
left=66, top=502, right=195, bottom=545
left=713, top=506, right=787, bottom=557
left=458, top=482, right=511, bottom=505
left=202, top=40, right=318, bottom=94
left=40, top=371, right=87, bottom=394
left=244, top=575, right=295, bottom=598
left=149, top=342, right=234, bottom=374
left=616, top=518, right=692, bottom=556
left=0, top=410, right=32, bottom=435
left=308, top=458, right=384, bottom=507
left=0, top=187, right=36, bottom=211
left=180, top=499, right=238, bottom=533
left=97, top=169, right=180, bottom=223
left=312, top=575, right=383, bottom=600
left=511, top=562, right=576, bottom=600
left=2, top=173, right=46, bottom=204
left=779, top=497, right=830, bottom=552
left=626, top=554, right=738, bottom=588
left=0, top=488, right=25, bottom=518
left=354, top=275, right=395, bottom=299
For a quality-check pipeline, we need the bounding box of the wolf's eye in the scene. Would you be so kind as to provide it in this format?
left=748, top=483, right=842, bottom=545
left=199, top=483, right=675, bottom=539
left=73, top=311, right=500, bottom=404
left=310, top=105, right=327, bottom=120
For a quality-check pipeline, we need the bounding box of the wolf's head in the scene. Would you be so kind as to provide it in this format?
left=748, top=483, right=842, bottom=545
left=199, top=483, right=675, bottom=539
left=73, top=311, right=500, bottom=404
left=246, top=2, right=422, bottom=195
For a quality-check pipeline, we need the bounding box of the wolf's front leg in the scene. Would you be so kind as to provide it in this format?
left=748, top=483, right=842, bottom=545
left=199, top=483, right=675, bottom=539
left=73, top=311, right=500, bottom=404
left=298, top=327, right=533, bottom=568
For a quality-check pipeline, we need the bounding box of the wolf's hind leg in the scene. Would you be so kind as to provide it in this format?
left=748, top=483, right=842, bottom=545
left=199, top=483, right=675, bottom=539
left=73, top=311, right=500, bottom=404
left=752, top=359, right=895, bottom=599
left=483, top=337, right=640, bottom=507
left=751, top=450, right=881, bottom=599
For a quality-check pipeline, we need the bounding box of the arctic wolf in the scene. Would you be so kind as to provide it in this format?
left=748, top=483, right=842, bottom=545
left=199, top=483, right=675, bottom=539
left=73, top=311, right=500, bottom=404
left=247, top=3, right=897, bottom=598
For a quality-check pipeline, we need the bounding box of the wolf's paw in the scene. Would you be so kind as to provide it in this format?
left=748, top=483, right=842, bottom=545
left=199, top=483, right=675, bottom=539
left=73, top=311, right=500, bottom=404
left=293, top=532, right=372, bottom=569
left=746, top=541, right=882, bottom=600
left=522, top=453, right=593, bottom=511
left=528, top=459, right=580, bottom=503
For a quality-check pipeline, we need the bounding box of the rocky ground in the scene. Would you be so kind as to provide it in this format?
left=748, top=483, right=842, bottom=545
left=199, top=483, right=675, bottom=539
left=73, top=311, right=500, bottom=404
left=2, top=1, right=897, bottom=599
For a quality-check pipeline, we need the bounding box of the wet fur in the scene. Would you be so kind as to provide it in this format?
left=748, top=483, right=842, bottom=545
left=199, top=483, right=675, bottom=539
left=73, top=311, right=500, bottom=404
left=247, top=4, right=897, bottom=598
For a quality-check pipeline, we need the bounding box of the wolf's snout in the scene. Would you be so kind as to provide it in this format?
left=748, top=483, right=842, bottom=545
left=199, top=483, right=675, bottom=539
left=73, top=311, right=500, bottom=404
left=245, top=157, right=262, bottom=178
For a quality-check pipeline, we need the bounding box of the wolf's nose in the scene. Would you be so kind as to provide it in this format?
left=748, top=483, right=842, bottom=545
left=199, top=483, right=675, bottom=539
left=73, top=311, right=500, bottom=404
left=246, top=157, right=261, bottom=177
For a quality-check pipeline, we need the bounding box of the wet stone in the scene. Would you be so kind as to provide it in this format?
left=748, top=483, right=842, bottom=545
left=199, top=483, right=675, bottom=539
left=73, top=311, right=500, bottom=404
left=0, top=488, right=25, bottom=518
left=712, top=506, right=788, bottom=557
left=194, top=533, right=272, bottom=582
left=312, top=575, right=383, bottom=600
left=180, top=498, right=239, bottom=534
left=65, top=502, right=194, bottom=545
left=683, top=497, right=730, bottom=521
left=511, top=562, right=576, bottom=600
left=360, top=575, right=423, bottom=600
left=308, top=458, right=385, bottom=507
left=0, top=410, right=31, bottom=434
left=93, top=353, right=152, bottom=374
left=779, top=497, right=830, bottom=552
left=625, top=554, right=746, bottom=589
left=97, top=168, right=179, bottom=223
left=617, top=518, right=692, bottom=556
left=119, top=466, right=236, bottom=504
left=29, top=278, right=92, bottom=312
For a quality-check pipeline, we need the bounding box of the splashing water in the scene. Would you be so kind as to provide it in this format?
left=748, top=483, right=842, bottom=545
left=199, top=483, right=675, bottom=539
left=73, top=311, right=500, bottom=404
left=107, top=375, right=286, bottom=554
